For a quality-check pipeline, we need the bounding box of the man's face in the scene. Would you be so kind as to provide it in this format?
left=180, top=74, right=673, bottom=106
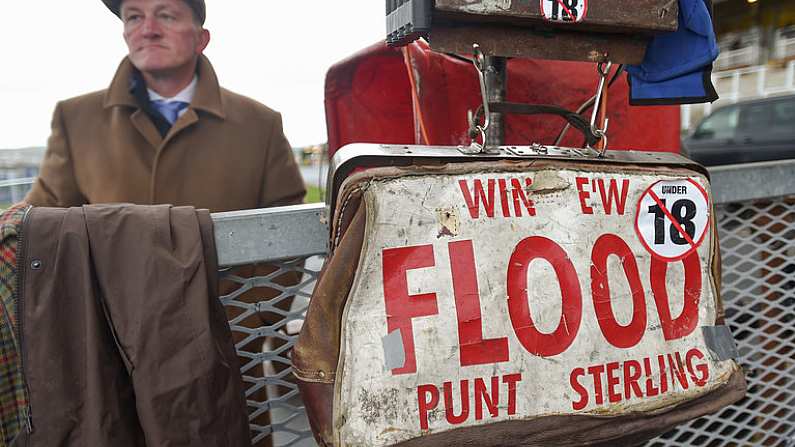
left=121, top=0, right=210, bottom=75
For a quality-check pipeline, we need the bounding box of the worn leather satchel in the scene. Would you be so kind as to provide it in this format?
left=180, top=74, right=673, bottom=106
left=294, top=151, right=746, bottom=447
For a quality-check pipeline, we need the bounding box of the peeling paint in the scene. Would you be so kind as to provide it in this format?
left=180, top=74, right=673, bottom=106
left=359, top=388, right=400, bottom=425
left=436, top=207, right=460, bottom=238
left=528, top=171, right=571, bottom=194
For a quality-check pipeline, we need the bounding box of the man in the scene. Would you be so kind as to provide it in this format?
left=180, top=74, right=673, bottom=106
left=25, top=0, right=305, bottom=211
left=25, top=1, right=305, bottom=446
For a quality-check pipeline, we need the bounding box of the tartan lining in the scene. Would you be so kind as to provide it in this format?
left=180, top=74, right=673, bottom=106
left=0, top=204, right=31, bottom=446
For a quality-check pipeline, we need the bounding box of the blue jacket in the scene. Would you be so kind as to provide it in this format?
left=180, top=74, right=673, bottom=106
left=626, top=0, right=719, bottom=105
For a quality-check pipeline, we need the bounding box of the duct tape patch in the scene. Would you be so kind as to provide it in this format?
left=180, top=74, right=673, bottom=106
left=702, top=325, right=740, bottom=361
left=382, top=329, right=407, bottom=371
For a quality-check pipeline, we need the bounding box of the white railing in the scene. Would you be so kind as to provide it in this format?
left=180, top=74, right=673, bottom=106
left=714, top=46, right=760, bottom=72
left=0, top=177, right=35, bottom=205
left=775, top=36, right=795, bottom=60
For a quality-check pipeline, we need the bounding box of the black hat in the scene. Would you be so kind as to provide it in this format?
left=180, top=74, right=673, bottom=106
left=102, top=0, right=206, bottom=25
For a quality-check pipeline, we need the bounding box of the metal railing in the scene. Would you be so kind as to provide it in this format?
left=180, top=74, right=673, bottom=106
left=715, top=46, right=760, bottom=72
left=0, top=177, right=37, bottom=205
left=776, top=37, right=795, bottom=60
left=213, top=205, right=326, bottom=446
left=3, top=159, right=794, bottom=446
left=648, top=160, right=795, bottom=447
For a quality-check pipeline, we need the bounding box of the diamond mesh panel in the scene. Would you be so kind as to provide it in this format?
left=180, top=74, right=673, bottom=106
left=220, top=256, right=323, bottom=447
left=648, top=197, right=795, bottom=447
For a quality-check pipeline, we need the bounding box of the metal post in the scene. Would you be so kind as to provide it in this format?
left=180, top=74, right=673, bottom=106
left=484, top=56, right=507, bottom=146
left=756, top=66, right=767, bottom=97
left=681, top=105, right=691, bottom=132
left=731, top=72, right=741, bottom=102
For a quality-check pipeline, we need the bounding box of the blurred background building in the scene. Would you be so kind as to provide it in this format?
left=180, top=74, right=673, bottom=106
left=0, top=147, right=45, bottom=205
left=682, top=0, right=795, bottom=129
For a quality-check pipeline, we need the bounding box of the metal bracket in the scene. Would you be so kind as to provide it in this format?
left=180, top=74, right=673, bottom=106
left=386, top=0, right=433, bottom=46
left=588, top=61, right=613, bottom=156
left=462, top=44, right=493, bottom=155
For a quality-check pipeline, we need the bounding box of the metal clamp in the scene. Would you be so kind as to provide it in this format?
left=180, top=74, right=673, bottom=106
left=588, top=61, right=613, bottom=156
left=461, top=44, right=492, bottom=155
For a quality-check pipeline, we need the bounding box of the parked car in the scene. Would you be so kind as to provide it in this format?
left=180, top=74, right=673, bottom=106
left=682, top=94, right=795, bottom=166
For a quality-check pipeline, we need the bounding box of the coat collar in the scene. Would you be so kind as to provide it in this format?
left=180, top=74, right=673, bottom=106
left=103, top=55, right=226, bottom=120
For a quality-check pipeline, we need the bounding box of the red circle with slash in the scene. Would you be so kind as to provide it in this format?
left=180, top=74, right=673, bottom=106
left=634, top=178, right=711, bottom=262
left=540, top=0, right=588, bottom=23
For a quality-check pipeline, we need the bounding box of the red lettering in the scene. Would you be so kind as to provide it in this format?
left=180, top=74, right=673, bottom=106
left=449, top=240, right=509, bottom=366
left=417, top=384, right=439, bottom=430
left=591, top=234, right=646, bottom=349
left=443, top=380, right=470, bottom=425
left=587, top=365, right=606, bottom=405
left=651, top=253, right=701, bottom=341
left=623, top=360, right=643, bottom=400
left=507, top=236, right=582, bottom=357
left=502, top=373, right=522, bottom=415
left=643, top=357, right=659, bottom=397
left=686, top=348, right=710, bottom=386
left=657, top=354, right=669, bottom=394
left=668, top=352, right=689, bottom=390
left=570, top=368, right=589, bottom=410
left=498, top=179, right=511, bottom=217
left=576, top=177, right=594, bottom=214
left=570, top=350, right=705, bottom=410
left=511, top=178, right=536, bottom=217
left=474, top=377, right=500, bottom=420
left=606, top=362, right=622, bottom=403
left=459, top=179, right=495, bottom=219
left=597, top=179, right=630, bottom=215
left=382, top=245, right=439, bottom=375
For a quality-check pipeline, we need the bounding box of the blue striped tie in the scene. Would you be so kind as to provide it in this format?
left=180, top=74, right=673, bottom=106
left=152, top=100, right=189, bottom=125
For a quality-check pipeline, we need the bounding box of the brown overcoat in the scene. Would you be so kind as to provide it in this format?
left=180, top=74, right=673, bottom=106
left=25, top=55, right=305, bottom=212
left=17, top=204, right=251, bottom=446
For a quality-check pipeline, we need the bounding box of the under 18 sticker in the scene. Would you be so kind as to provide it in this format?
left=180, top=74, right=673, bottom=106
left=541, top=0, right=588, bottom=22
left=635, top=179, right=710, bottom=262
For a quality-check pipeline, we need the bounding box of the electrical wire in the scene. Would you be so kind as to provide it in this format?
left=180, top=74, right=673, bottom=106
left=443, top=52, right=475, bottom=65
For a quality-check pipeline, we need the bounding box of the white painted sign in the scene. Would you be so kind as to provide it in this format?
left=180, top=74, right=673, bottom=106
left=334, top=167, right=737, bottom=446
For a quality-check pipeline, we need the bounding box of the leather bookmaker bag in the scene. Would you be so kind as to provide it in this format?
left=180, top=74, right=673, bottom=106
left=293, top=154, right=746, bottom=447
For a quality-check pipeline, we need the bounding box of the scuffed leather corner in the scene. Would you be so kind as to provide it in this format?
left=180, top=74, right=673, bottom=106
left=292, top=188, right=367, bottom=445
left=293, top=198, right=366, bottom=383
left=296, top=381, right=335, bottom=446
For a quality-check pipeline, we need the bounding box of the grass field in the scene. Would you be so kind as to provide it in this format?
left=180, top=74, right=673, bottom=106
left=305, top=185, right=324, bottom=203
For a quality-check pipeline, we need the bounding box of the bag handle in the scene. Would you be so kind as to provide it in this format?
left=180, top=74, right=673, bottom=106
left=487, top=102, right=602, bottom=147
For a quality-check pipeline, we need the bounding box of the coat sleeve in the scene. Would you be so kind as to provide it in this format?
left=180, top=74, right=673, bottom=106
left=24, top=102, right=88, bottom=207
left=259, top=112, right=306, bottom=208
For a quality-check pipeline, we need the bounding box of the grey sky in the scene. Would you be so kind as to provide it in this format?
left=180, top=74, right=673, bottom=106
left=0, top=1, right=385, bottom=149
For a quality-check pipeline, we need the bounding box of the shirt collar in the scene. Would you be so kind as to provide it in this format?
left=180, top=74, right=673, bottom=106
left=105, top=55, right=226, bottom=119
left=147, top=76, right=198, bottom=103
